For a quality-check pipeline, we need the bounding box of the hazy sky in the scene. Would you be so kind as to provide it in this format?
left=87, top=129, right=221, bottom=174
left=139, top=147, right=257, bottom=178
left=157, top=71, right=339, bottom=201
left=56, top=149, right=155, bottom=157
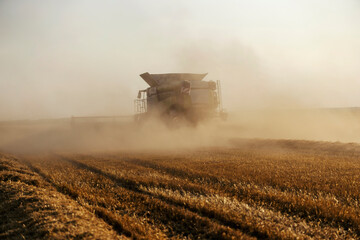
left=0, top=0, right=359, bottom=120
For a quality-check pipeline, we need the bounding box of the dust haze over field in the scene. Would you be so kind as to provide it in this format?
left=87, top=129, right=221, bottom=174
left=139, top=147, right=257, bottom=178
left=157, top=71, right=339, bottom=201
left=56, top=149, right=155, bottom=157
left=1, top=108, right=360, bottom=154
left=0, top=0, right=360, bottom=153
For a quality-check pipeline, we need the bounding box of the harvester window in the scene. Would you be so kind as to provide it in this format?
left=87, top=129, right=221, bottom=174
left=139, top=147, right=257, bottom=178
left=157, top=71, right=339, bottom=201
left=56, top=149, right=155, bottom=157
left=190, top=89, right=213, bottom=106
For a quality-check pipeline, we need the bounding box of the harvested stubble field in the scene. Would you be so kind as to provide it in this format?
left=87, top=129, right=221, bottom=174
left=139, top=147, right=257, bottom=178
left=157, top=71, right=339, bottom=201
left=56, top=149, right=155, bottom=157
left=1, top=139, right=360, bottom=239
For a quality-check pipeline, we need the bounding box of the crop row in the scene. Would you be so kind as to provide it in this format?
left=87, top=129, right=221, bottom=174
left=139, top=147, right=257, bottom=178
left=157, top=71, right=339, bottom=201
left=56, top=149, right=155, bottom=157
left=22, top=141, right=360, bottom=239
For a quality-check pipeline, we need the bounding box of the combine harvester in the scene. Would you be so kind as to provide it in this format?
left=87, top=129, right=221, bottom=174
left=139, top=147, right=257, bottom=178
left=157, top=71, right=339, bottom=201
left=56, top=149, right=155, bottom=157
left=135, top=72, right=226, bottom=126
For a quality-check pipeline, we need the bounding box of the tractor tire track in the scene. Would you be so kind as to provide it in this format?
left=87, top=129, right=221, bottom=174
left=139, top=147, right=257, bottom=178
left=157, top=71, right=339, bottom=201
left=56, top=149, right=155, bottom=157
left=58, top=155, right=357, bottom=239
left=55, top=155, right=268, bottom=239
left=25, top=156, right=254, bottom=240
left=19, top=158, right=136, bottom=239
left=1, top=155, right=125, bottom=240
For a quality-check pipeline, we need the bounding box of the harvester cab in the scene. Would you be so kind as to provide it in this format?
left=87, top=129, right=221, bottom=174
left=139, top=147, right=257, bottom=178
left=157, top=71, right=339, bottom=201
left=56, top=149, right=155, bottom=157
left=134, top=72, right=226, bottom=125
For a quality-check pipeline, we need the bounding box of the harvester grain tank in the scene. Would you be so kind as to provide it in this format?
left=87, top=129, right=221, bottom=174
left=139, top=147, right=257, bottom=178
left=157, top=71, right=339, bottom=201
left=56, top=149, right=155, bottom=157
left=134, top=72, right=226, bottom=125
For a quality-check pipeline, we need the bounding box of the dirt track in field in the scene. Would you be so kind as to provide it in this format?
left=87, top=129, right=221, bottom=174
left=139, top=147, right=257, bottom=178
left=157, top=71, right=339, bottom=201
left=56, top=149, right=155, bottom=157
left=1, top=139, right=360, bottom=239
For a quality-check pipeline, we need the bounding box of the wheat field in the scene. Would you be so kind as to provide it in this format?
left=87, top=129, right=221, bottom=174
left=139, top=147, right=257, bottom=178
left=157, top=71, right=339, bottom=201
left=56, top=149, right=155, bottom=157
left=1, top=139, right=360, bottom=239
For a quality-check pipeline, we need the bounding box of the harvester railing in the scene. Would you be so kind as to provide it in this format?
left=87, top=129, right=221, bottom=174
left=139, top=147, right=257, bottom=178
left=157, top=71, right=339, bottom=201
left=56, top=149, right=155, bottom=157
left=216, top=80, right=223, bottom=113
left=134, top=99, right=147, bottom=114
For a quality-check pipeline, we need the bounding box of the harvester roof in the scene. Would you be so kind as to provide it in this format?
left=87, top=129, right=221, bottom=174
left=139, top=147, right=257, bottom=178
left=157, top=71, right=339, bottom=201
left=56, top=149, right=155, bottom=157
left=140, top=72, right=207, bottom=87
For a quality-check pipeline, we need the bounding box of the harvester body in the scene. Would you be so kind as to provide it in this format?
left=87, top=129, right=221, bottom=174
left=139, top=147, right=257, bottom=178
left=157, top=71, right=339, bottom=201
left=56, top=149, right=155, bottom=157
left=134, top=72, right=225, bottom=125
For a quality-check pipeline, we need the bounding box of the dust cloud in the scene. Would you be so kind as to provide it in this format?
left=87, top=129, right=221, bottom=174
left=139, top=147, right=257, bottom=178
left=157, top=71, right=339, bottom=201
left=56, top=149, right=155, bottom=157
left=1, top=108, right=360, bottom=155
left=0, top=116, right=227, bottom=154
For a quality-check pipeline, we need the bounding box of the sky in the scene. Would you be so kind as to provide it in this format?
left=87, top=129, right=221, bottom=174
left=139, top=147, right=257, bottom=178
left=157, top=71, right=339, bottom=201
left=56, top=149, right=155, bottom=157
left=0, top=0, right=359, bottom=120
